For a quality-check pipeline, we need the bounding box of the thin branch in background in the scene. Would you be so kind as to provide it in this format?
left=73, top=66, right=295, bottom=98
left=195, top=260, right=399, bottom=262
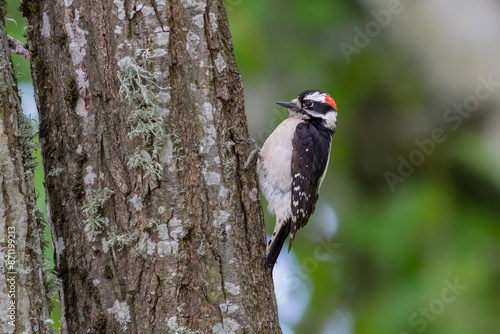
left=8, top=34, right=30, bottom=60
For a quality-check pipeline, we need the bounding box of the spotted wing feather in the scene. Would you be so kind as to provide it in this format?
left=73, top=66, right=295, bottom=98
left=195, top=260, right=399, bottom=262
left=289, top=122, right=331, bottom=248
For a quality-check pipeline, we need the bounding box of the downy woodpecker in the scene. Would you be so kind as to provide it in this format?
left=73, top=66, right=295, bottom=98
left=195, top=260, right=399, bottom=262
left=257, top=90, right=337, bottom=268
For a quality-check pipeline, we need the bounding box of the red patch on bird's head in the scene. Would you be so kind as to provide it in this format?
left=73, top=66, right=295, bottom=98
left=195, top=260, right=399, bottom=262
left=324, top=94, right=337, bottom=110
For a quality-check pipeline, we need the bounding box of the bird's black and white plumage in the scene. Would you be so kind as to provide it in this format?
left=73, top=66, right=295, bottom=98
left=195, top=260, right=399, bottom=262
left=257, top=90, right=337, bottom=269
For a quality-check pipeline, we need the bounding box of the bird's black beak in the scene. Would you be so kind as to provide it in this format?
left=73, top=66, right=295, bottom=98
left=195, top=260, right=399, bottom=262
left=276, top=101, right=300, bottom=110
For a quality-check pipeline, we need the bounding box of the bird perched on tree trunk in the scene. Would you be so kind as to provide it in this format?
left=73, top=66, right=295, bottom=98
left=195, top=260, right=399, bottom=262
left=257, top=90, right=338, bottom=269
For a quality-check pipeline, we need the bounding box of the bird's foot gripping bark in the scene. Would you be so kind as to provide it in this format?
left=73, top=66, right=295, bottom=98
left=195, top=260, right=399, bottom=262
left=236, top=139, right=261, bottom=170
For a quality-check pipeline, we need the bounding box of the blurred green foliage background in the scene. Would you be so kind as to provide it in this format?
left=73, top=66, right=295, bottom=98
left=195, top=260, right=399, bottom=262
left=228, top=0, right=500, bottom=333
left=5, top=0, right=500, bottom=333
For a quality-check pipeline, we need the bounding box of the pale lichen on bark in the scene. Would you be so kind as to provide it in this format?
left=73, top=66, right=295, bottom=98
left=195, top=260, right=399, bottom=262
left=63, top=0, right=90, bottom=117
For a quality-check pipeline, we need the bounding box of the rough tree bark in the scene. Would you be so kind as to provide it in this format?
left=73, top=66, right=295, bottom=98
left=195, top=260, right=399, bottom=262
left=22, top=0, right=281, bottom=333
left=0, top=7, right=55, bottom=334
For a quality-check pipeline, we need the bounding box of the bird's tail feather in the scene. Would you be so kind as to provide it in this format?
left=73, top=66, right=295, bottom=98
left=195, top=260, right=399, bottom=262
left=266, top=219, right=291, bottom=269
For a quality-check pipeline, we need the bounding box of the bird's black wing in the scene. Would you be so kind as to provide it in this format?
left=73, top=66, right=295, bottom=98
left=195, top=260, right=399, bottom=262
left=289, top=122, right=331, bottom=248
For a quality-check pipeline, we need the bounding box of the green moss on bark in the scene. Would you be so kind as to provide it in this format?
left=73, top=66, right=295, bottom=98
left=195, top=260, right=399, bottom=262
left=19, top=0, right=38, bottom=16
left=66, top=77, right=79, bottom=109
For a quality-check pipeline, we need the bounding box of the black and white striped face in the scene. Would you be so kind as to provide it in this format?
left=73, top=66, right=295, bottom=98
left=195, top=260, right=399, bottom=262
left=277, top=90, right=338, bottom=130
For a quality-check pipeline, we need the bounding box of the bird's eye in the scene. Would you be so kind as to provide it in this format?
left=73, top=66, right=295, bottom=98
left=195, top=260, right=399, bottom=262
left=304, top=101, right=313, bottom=108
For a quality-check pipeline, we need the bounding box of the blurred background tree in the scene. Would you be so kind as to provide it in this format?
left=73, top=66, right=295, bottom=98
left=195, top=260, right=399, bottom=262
left=6, top=0, right=500, bottom=333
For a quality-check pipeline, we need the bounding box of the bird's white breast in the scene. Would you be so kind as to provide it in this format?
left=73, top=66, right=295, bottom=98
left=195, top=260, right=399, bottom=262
left=258, top=118, right=302, bottom=220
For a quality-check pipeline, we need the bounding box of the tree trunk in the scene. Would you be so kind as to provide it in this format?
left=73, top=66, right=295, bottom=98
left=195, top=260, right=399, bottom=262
left=0, top=7, right=55, bottom=334
left=23, top=0, right=281, bottom=333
